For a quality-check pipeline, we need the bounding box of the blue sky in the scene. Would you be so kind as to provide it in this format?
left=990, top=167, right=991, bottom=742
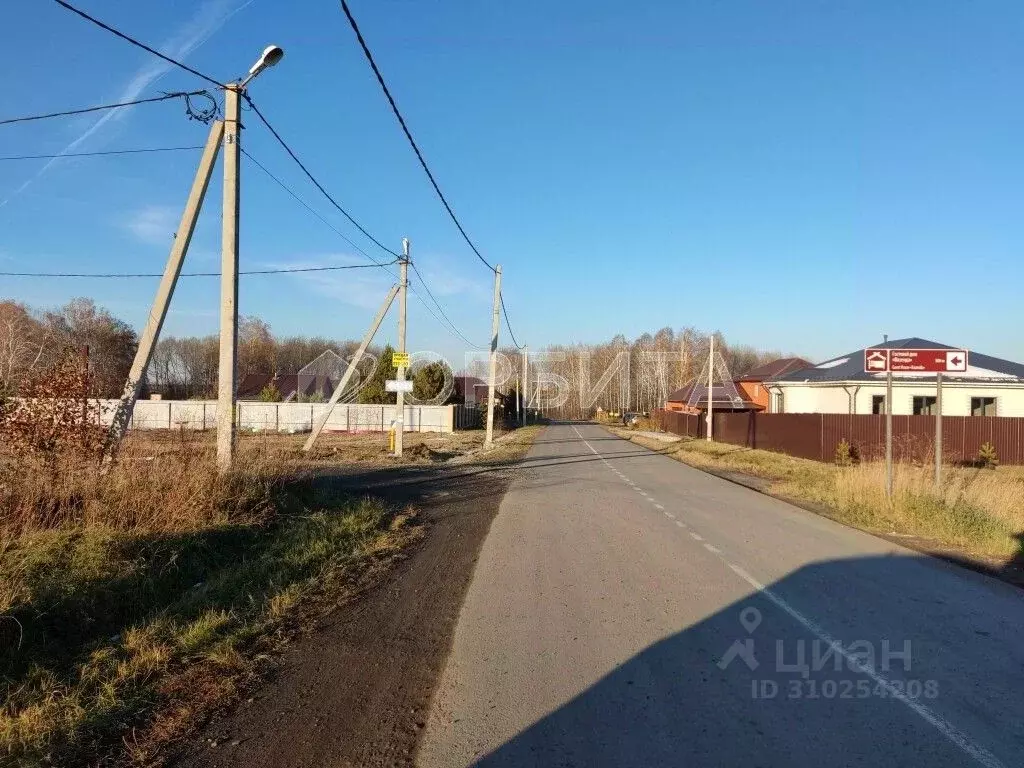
left=2, top=0, right=1023, bottom=364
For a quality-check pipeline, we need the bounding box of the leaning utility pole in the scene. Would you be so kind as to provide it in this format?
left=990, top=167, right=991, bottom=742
left=706, top=334, right=715, bottom=441
left=394, top=238, right=410, bottom=457
left=105, top=120, right=224, bottom=457
left=304, top=283, right=400, bottom=452
left=217, top=84, right=242, bottom=472
left=484, top=265, right=502, bottom=446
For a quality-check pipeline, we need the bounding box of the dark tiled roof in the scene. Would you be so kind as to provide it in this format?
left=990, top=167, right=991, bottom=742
left=774, top=338, right=1024, bottom=383
left=666, top=382, right=761, bottom=410
left=237, top=373, right=336, bottom=399
left=737, top=357, right=813, bottom=381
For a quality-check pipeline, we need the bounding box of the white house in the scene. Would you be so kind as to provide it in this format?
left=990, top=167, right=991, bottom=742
left=766, top=338, right=1024, bottom=417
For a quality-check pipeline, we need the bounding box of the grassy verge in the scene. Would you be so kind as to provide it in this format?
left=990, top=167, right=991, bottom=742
left=0, top=437, right=420, bottom=767
left=611, top=427, right=1024, bottom=563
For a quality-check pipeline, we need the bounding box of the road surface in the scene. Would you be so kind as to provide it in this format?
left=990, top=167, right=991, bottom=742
left=419, top=423, right=1024, bottom=767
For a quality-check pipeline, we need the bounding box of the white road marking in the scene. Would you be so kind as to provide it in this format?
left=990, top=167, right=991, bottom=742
left=654, top=504, right=665, bottom=510
left=724, top=562, right=1005, bottom=768
left=577, top=423, right=1000, bottom=766
left=703, top=543, right=721, bottom=554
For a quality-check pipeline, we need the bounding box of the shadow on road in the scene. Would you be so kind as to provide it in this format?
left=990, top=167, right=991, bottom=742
left=467, top=554, right=1019, bottom=768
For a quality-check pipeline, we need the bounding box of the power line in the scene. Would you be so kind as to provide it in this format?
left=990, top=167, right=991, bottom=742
left=337, top=0, right=496, bottom=273
left=243, top=94, right=401, bottom=259
left=0, top=263, right=395, bottom=279
left=242, top=147, right=486, bottom=350
left=0, top=91, right=208, bottom=126
left=241, top=147, right=390, bottom=266
left=0, top=145, right=203, bottom=161
left=500, top=294, right=525, bottom=349
left=411, top=261, right=487, bottom=350
left=52, top=0, right=223, bottom=89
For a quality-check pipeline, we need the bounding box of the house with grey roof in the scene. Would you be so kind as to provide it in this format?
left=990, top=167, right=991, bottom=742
left=765, top=338, right=1024, bottom=416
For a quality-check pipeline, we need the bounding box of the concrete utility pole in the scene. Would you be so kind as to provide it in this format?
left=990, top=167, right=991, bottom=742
left=394, top=238, right=409, bottom=457
left=216, top=83, right=241, bottom=472
left=522, top=344, right=528, bottom=425
left=216, top=45, right=284, bottom=473
left=706, top=334, right=715, bottom=442
left=105, top=120, right=224, bottom=458
left=484, top=265, right=502, bottom=446
left=304, top=283, right=400, bottom=452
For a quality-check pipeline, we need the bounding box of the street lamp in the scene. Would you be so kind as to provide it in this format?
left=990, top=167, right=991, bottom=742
left=216, top=44, right=284, bottom=472
left=240, top=44, right=284, bottom=89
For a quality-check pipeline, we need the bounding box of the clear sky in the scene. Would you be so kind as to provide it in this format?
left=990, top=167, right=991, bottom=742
left=2, top=0, right=1023, bottom=365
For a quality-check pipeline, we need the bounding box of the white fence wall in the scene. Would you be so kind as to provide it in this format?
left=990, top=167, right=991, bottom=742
left=95, top=400, right=458, bottom=433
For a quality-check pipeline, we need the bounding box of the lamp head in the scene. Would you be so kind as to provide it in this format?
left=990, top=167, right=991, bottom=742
left=241, top=45, right=284, bottom=87
left=250, top=45, right=284, bottom=75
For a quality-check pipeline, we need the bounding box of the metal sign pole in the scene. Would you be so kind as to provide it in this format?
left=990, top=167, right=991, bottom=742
left=886, top=369, right=893, bottom=499
left=935, top=371, right=943, bottom=490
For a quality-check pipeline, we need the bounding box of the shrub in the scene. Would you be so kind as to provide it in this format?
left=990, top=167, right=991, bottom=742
left=978, top=441, right=999, bottom=469
left=835, top=439, right=853, bottom=466
left=257, top=384, right=283, bottom=402
left=0, top=357, right=104, bottom=468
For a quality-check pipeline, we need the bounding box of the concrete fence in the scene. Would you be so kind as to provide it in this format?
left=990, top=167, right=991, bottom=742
left=92, top=400, right=463, bottom=433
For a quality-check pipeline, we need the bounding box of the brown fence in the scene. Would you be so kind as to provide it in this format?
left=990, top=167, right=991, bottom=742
left=652, top=409, right=1024, bottom=465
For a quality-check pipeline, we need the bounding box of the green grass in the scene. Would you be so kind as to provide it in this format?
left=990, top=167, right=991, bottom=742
left=0, top=488, right=418, bottom=767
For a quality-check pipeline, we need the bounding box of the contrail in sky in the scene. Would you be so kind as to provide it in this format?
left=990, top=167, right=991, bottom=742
left=1, top=0, right=256, bottom=209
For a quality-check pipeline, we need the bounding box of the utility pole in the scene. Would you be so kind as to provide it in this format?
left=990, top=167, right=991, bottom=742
left=485, top=265, right=502, bottom=446
left=706, top=334, right=715, bottom=441
left=105, top=120, right=224, bottom=458
left=522, top=344, right=528, bottom=425
left=216, top=83, right=241, bottom=473
left=394, top=238, right=409, bottom=457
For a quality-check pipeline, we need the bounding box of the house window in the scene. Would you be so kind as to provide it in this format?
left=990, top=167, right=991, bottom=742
left=871, top=395, right=886, bottom=415
left=912, top=396, right=938, bottom=416
left=971, top=397, right=997, bottom=417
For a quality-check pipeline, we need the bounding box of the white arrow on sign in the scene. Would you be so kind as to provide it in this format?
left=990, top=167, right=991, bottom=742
left=385, top=379, right=413, bottom=393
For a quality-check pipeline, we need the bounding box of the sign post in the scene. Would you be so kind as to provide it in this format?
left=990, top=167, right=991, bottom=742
left=886, top=370, right=893, bottom=499
left=935, top=372, right=943, bottom=490
left=864, top=348, right=968, bottom=500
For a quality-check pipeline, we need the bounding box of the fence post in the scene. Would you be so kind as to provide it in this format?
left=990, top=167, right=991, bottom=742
left=168, top=401, right=173, bottom=429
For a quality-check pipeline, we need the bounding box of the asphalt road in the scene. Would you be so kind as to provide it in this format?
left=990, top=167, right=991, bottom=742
left=418, top=423, right=1024, bottom=767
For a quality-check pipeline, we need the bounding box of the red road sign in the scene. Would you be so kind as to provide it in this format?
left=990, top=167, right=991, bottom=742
left=863, top=348, right=969, bottom=373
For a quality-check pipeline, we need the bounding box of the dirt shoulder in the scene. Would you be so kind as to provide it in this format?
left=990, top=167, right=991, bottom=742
left=171, top=426, right=544, bottom=768
left=607, top=425, right=1024, bottom=591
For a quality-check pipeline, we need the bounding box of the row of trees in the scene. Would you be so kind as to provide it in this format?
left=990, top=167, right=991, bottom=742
left=0, top=300, right=795, bottom=416
left=0, top=298, right=136, bottom=398
left=505, top=327, right=794, bottom=420
left=148, top=317, right=364, bottom=399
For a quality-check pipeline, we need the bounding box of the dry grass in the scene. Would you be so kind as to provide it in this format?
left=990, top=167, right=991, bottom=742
left=615, top=429, right=1024, bottom=562
left=0, top=421, right=535, bottom=765
left=0, top=427, right=426, bottom=766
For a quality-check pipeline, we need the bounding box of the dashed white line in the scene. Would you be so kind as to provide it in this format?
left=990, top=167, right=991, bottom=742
left=574, top=423, right=1001, bottom=768
left=703, top=543, right=721, bottom=554
left=654, top=503, right=665, bottom=510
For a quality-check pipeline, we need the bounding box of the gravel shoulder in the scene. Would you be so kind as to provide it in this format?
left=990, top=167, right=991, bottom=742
left=171, top=427, right=543, bottom=768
